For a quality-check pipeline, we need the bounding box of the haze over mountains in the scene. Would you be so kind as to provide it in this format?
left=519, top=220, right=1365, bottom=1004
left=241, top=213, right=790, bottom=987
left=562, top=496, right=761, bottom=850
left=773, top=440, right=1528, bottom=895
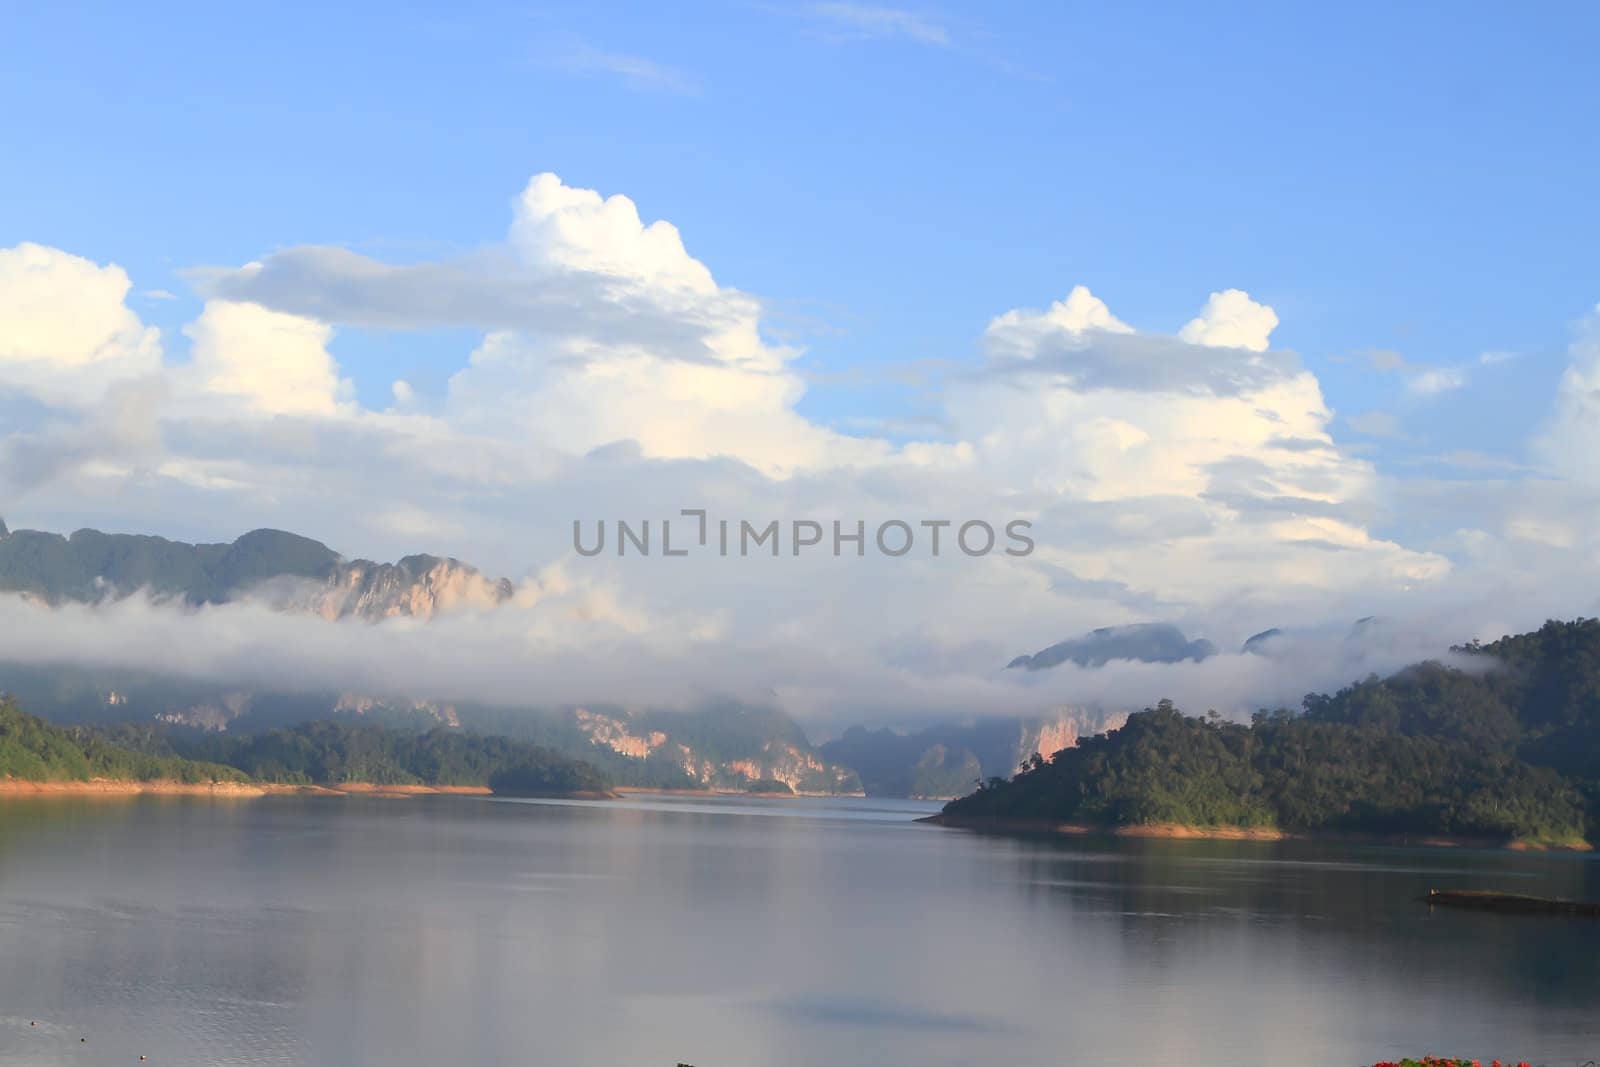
left=0, top=519, right=1503, bottom=800
left=1, top=520, right=1164, bottom=798
left=0, top=523, right=512, bottom=620
left=1007, top=623, right=1218, bottom=671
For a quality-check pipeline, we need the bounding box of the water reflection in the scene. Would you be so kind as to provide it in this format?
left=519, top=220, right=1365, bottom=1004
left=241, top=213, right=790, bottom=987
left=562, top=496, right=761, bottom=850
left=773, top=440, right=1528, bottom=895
left=0, top=795, right=1595, bottom=1067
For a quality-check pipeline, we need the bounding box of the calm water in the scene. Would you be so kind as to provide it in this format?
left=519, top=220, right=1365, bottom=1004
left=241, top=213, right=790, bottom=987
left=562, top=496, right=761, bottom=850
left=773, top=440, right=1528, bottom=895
left=0, top=794, right=1597, bottom=1067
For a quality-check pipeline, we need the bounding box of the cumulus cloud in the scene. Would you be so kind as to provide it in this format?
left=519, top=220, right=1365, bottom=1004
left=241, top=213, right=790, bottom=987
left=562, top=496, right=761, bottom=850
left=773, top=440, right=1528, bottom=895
left=1178, top=289, right=1279, bottom=352
left=2, top=173, right=1594, bottom=728
left=182, top=300, right=349, bottom=416
left=0, top=243, right=162, bottom=406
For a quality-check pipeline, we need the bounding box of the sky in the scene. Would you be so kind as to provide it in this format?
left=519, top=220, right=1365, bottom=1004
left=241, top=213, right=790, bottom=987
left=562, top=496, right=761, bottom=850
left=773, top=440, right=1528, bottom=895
left=2, top=1, right=1599, bottom=727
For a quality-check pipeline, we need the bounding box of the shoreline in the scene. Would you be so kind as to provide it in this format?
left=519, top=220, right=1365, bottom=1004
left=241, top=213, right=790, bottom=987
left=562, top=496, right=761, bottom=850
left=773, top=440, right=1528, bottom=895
left=614, top=786, right=866, bottom=799
left=0, top=778, right=614, bottom=800
left=918, top=813, right=1594, bottom=852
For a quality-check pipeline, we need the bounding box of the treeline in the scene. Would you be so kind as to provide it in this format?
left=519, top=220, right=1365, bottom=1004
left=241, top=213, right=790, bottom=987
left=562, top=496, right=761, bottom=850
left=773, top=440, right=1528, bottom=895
left=445, top=705, right=702, bottom=790
left=944, top=619, right=1600, bottom=847
left=2, top=700, right=610, bottom=795
left=181, top=720, right=610, bottom=793
left=0, top=699, right=245, bottom=783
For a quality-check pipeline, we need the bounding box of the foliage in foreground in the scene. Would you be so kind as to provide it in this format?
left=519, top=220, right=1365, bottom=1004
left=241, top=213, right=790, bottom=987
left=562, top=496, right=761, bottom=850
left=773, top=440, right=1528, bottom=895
left=1368, top=1057, right=1532, bottom=1067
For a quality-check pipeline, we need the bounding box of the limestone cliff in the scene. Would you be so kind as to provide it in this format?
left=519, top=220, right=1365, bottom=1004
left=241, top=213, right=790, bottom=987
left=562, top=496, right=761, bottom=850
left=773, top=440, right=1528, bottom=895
left=1022, top=710, right=1128, bottom=763
left=572, top=707, right=863, bottom=795
left=0, top=524, right=514, bottom=621
left=267, top=555, right=515, bottom=621
left=821, top=708, right=1128, bottom=799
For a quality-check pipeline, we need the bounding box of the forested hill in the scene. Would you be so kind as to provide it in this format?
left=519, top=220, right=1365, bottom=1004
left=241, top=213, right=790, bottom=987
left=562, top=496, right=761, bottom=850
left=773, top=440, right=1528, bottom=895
left=104, top=719, right=612, bottom=794
left=0, top=698, right=246, bottom=784
left=941, top=619, right=1600, bottom=848
left=3, top=699, right=611, bottom=796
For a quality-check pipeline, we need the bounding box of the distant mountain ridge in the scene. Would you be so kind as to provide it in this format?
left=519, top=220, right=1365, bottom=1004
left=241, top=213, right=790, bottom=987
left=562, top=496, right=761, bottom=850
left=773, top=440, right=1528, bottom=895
left=1008, top=623, right=1217, bottom=671
left=0, top=520, right=867, bottom=794
left=0, top=520, right=1182, bottom=798
left=0, top=663, right=867, bottom=796
left=0, top=522, right=511, bottom=620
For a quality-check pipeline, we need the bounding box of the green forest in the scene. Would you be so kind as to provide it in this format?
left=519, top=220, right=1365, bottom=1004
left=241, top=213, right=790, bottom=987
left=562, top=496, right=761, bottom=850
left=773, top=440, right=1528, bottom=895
left=944, top=619, right=1600, bottom=847
left=182, top=720, right=612, bottom=793
left=0, top=699, right=246, bottom=783
left=1, top=700, right=610, bottom=795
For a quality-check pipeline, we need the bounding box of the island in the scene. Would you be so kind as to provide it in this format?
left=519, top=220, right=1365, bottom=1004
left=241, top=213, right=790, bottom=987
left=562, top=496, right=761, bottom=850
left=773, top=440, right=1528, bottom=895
left=927, top=619, right=1600, bottom=852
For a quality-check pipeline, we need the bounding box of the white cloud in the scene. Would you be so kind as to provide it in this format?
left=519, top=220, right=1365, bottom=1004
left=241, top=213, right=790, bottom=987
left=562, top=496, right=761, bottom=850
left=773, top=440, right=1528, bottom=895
left=0, top=243, right=162, bottom=406
left=1178, top=289, right=1279, bottom=352
left=1405, top=366, right=1467, bottom=396
left=948, top=284, right=1447, bottom=613
left=182, top=300, right=349, bottom=416
left=1356, top=346, right=1469, bottom=397
left=443, top=174, right=893, bottom=474
left=509, top=172, right=718, bottom=293
left=8, top=175, right=1598, bottom=729
left=984, top=285, right=1132, bottom=360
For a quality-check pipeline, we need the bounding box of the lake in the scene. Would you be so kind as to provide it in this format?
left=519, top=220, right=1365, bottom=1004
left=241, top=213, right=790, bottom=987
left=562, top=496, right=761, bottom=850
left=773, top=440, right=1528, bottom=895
left=0, top=793, right=1596, bottom=1066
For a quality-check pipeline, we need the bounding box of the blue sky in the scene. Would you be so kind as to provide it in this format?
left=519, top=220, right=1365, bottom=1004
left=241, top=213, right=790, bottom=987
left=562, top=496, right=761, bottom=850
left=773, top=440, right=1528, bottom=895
left=5, top=0, right=1597, bottom=470
left=5, top=2, right=1600, bottom=719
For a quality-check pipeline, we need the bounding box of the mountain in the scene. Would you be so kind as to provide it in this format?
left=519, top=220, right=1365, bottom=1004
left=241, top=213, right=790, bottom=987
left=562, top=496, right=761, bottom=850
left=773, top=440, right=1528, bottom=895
left=2, top=696, right=608, bottom=796
left=1241, top=618, right=1394, bottom=656
left=1241, top=628, right=1283, bottom=653
left=820, top=711, right=1125, bottom=798
left=940, top=619, right=1600, bottom=849
left=0, top=663, right=866, bottom=795
left=0, top=519, right=869, bottom=795
left=0, top=522, right=511, bottom=620
left=1007, top=623, right=1216, bottom=671
left=459, top=701, right=865, bottom=794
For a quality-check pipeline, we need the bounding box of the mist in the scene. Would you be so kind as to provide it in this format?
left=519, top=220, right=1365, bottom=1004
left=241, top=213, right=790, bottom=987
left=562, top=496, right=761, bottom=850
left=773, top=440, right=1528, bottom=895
left=0, top=587, right=1507, bottom=736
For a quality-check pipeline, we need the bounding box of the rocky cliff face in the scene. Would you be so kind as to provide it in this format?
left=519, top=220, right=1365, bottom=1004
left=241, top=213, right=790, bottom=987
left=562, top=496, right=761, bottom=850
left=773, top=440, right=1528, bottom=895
left=573, top=707, right=862, bottom=794
left=1021, top=710, right=1129, bottom=762
left=335, top=693, right=461, bottom=728
left=0, top=524, right=514, bottom=622
left=264, top=555, right=515, bottom=621
left=153, top=691, right=254, bottom=732
left=820, top=708, right=1129, bottom=798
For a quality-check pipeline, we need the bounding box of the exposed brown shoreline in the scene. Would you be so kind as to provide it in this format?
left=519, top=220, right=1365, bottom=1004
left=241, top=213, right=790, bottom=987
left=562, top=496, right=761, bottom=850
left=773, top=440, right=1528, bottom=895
left=614, top=786, right=865, bottom=799
left=0, top=778, right=615, bottom=800
left=918, top=813, right=1594, bottom=852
